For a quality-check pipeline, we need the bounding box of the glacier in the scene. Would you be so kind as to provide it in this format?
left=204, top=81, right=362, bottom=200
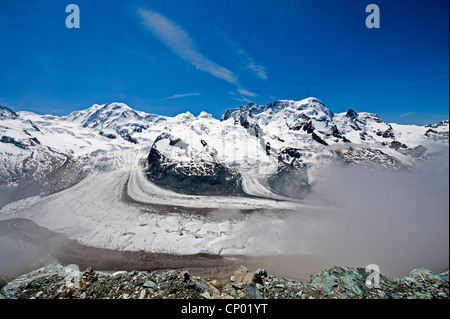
left=0, top=98, right=448, bottom=278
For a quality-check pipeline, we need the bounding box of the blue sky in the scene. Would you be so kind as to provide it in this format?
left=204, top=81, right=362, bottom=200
left=0, top=0, right=448, bottom=125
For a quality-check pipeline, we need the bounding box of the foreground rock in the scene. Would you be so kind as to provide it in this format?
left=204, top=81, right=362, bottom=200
left=0, top=264, right=448, bottom=299
left=0, top=274, right=13, bottom=291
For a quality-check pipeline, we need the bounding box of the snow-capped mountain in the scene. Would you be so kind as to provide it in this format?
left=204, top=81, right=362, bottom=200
left=424, top=120, right=450, bottom=142
left=0, top=106, right=84, bottom=207
left=219, top=97, right=445, bottom=177
left=0, top=98, right=448, bottom=206
left=222, top=97, right=398, bottom=147
left=1, top=98, right=448, bottom=258
left=65, top=102, right=165, bottom=144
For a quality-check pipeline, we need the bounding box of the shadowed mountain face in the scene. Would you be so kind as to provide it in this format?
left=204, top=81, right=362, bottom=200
left=146, top=133, right=243, bottom=195
left=267, top=147, right=311, bottom=198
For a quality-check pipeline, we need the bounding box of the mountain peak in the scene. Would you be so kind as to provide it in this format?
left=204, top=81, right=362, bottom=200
left=66, top=102, right=145, bottom=130
left=302, top=97, right=325, bottom=104
left=85, top=102, right=133, bottom=113
left=102, top=102, right=132, bottom=111
left=0, top=105, right=18, bottom=120
left=197, top=111, right=213, bottom=119
left=174, top=111, right=195, bottom=121
left=221, top=97, right=332, bottom=123
left=346, top=109, right=358, bottom=119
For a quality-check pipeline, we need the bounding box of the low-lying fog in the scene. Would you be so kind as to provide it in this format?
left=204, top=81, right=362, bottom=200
left=262, top=151, right=449, bottom=278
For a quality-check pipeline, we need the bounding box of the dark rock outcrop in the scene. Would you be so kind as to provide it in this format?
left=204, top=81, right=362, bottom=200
left=146, top=133, right=242, bottom=195
left=0, top=105, right=18, bottom=120
left=268, top=147, right=310, bottom=198
left=333, top=147, right=405, bottom=170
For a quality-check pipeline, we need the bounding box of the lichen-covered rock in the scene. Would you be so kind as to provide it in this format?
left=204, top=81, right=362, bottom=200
left=302, top=266, right=449, bottom=299
left=1, top=264, right=448, bottom=299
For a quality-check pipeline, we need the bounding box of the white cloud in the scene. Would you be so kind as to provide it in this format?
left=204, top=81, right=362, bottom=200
left=237, top=88, right=257, bottom=97
left=232, top=96, right=252, bottom=104
left=399, top=112, right=415, bottom=118
left=138, top=8, right=238, bottom=85
left=161, top=93, right=202, bottom=100
left=220, top=31, right=267, bottom=80
left=236, top=48, right=267, bottom=80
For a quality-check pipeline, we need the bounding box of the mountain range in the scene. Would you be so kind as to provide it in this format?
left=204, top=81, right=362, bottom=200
left=1, top=98, right=448, bottom=207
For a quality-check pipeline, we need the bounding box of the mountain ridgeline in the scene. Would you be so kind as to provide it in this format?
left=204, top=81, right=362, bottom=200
left=0, top=98, right=448, bottom=204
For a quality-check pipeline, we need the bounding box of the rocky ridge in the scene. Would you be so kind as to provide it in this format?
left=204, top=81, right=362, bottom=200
left=1, top=264, right=448, bottom=300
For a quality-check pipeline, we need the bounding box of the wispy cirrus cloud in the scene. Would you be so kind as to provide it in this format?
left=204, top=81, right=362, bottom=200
left=161, top=93, right=202, bottom=100
left=138, top=8, right=258, bottom=102
left=138, top=8, right=238, bottom=85
left=237, top=88, right=257, bottom=97
left=399, top=112, right=415, bottom=118
left=219, top=31, right=267, bottom=80
left=235, top=47, right=267, bottom=80
left=232, top=96, right=252, bottom=104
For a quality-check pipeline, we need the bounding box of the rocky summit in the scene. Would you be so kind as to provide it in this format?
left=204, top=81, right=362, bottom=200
left=0, top=264, right=448, bottom=299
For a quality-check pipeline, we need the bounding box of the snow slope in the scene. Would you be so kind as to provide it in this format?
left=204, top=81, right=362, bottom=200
left=0, top=98, right=448, bottom=256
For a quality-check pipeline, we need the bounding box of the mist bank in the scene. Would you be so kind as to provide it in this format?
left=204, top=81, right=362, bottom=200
left=279, top=150, right=449, bottom=278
